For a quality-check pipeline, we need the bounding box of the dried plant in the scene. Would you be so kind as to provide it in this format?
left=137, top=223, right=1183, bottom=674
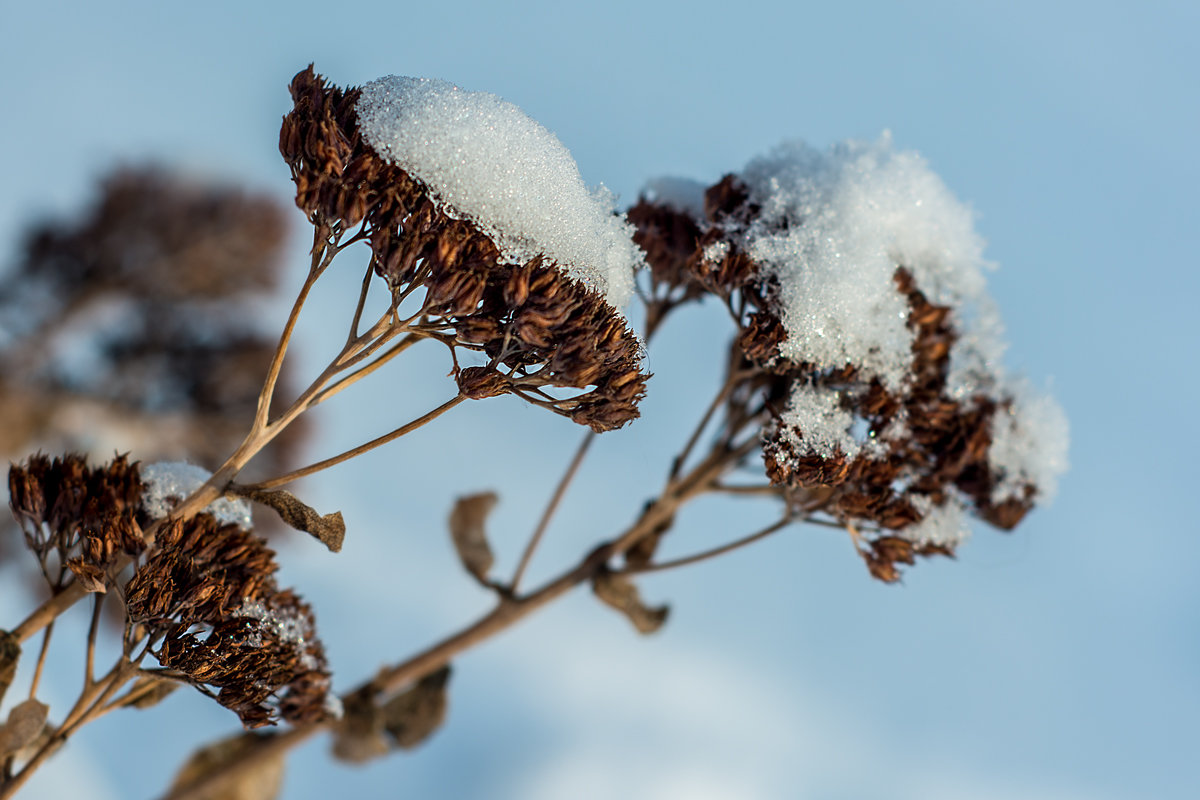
left=0, top=67, right=1067, bottom=799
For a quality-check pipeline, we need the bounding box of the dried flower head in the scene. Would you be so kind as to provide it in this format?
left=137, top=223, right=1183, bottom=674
left=8, top=454, right=145, bottom=591
left=280, top=67, right=649, bottom=431
left=125, top=513, right=335, bottom=728
left=630, top=137, right=1068, bottom=580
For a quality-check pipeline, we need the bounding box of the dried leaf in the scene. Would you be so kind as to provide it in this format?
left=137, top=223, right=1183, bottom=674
left=237, top=487, right=345, bottom=552
left=125, top=675, right=180, bottom=709
left=448, top=492, right=497, bottom=584
left=0, top=630, right=18, bottom=707
left=592, top=571, right=669, bottom=634
left=0, top=698, right=49, bottom=758
left=330, top=690, right=388, bottom=764
left=170, top=732, right=284, bottom=800
left=65, top=558, right=108, bottom=593
left=382, top=666, right=451, bottom=750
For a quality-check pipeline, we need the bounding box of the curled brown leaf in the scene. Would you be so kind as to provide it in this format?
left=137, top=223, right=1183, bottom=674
left=381, top=666, right=452, bottom=750
left=448, top=492, right=498, bottom=585
left=169, top=732, right=285, bottom=800
left=592, top=570, right=669, bottom=634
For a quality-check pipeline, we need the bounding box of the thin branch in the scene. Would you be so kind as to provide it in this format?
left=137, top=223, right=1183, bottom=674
left=11, top=585, right=84, bottom=645
left=247, top=395, right=467, bottom=490
left=510, top=431, right=595, bottom=592
left=711, top=483, right=783, bottom=496
left=84, top=593, right=103, bottom=688
left=346, top=258, right=377, bottom=345
left=28, top=622, right=53, bottom=698
left=253, top=228, right=333, bottom=430
left=306, top=334, right=424, bottom=408
left=620, top=516, right=792, bottom=575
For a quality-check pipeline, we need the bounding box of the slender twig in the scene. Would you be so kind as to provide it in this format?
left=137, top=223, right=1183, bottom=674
left=711, top=483, right=783, bottom=496
left=306, top=334, right=425, bottom=408
left=163, top=426, right=751, bottom=800
left=620, top=516, right=792, bottom=575
left=0, top=658, right=140, bottom=800
left=347, top=258, right=377, bottom=345
left=510, top=431, right=596, bottom=592
left=669, top=366, right=752, bottom=480
left=84, top=593, right=104, bottom=687
left=28, top=622, right=53, bottom=698
left=254, top=227, right=334, bottom=430
left=247, top=395, right=467, bottom=490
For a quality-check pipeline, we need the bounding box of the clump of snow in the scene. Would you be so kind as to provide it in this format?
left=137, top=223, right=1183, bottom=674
left=356, top=75, right=643, bottom=309
left=774, top=383, right=860, bottom=460
left=736, top=133, right=992, bottom=392
left=702, top=240, right=730, bottom=265
left=987, top=379, right=1070, bottom=503
left=641, top=176, right=709, bottom=219
left=901, top=495, right=970, bottom=549
left=236, top=598, right=319, bottom=671
left=140, top=461, right=252, bottom=530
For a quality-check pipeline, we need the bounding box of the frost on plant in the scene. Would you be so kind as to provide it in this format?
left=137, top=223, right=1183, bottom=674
left=140, top=461, right=253, bottom=530
left=280, top=67, right=648, bottom=431
left=0, top=63, right=1069, bottom=799
left=629, top=135, right=1068, bottom=579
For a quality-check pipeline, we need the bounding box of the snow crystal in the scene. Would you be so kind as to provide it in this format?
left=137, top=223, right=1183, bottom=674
left=356, top=75, right=643, bottom=310
left=774, top=383, right=860, bottom=460
left=641, top=176, right=709, bottom=219
left=140, top=461, right=252, bottom=529
left=987, top=379, right=1069, bottom=503
left=737, top=133, right=992, bottom=392
left=702, top=240, right=730, bottom=265
left=901, top=495, right=970, bottom=549
left=236, top=598, right=320, bottom=671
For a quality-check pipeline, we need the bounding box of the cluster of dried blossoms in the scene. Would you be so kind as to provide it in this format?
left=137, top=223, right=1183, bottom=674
left=0, top=65, right=1066, bottom=799
left=630, top=162, right=1064, bottom=581
left=280, top=67, right=647, bottom=431
left=7, top=455, right=334, bottom=728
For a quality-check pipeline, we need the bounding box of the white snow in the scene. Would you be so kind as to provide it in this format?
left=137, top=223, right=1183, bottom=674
left=734, top=134, right=1067, bottom=506
left=987, top=379, right=1070, bottom=503
left=236, top=598, right=319, bottom=671
left=772, top=382, right=860, bottom=460
left=901, top=494, right=970, bottom=549
left=356, top=75, right=643, bottom=310
left=736, top=133, right=991, bottom=392
left=139, top=461, right=252, bottom=529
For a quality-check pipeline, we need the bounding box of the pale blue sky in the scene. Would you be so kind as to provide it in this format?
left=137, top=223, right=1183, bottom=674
left=1, top=1, right=1197, bottom=798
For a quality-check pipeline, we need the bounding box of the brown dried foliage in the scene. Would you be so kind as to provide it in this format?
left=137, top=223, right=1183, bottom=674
left=125, top=514, right=334, bottom=728
left=280, top=66, right=648, bottom=431
left=629, top=179, right=1045, bottom=581
left=7, top=454, right=145, bottom=590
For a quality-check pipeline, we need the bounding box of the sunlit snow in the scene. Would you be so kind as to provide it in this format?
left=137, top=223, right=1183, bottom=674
left=356, top=75, right=643, bottom=310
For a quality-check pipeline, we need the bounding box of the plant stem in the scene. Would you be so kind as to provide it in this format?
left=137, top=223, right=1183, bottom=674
left=620, top=516, right=792, bottom=575
left=510, top=431, right=595, bottom=592
left=246, top=395, right=467, bottom=490
left=161, top=434, right=746, bottom=800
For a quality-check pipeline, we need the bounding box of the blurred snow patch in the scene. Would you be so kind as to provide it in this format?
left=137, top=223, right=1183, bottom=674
left=140, top=461, right=251, bottom=529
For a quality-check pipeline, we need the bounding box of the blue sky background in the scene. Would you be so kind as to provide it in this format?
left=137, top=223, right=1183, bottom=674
left=1, top=1, right=1197, bottom=798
